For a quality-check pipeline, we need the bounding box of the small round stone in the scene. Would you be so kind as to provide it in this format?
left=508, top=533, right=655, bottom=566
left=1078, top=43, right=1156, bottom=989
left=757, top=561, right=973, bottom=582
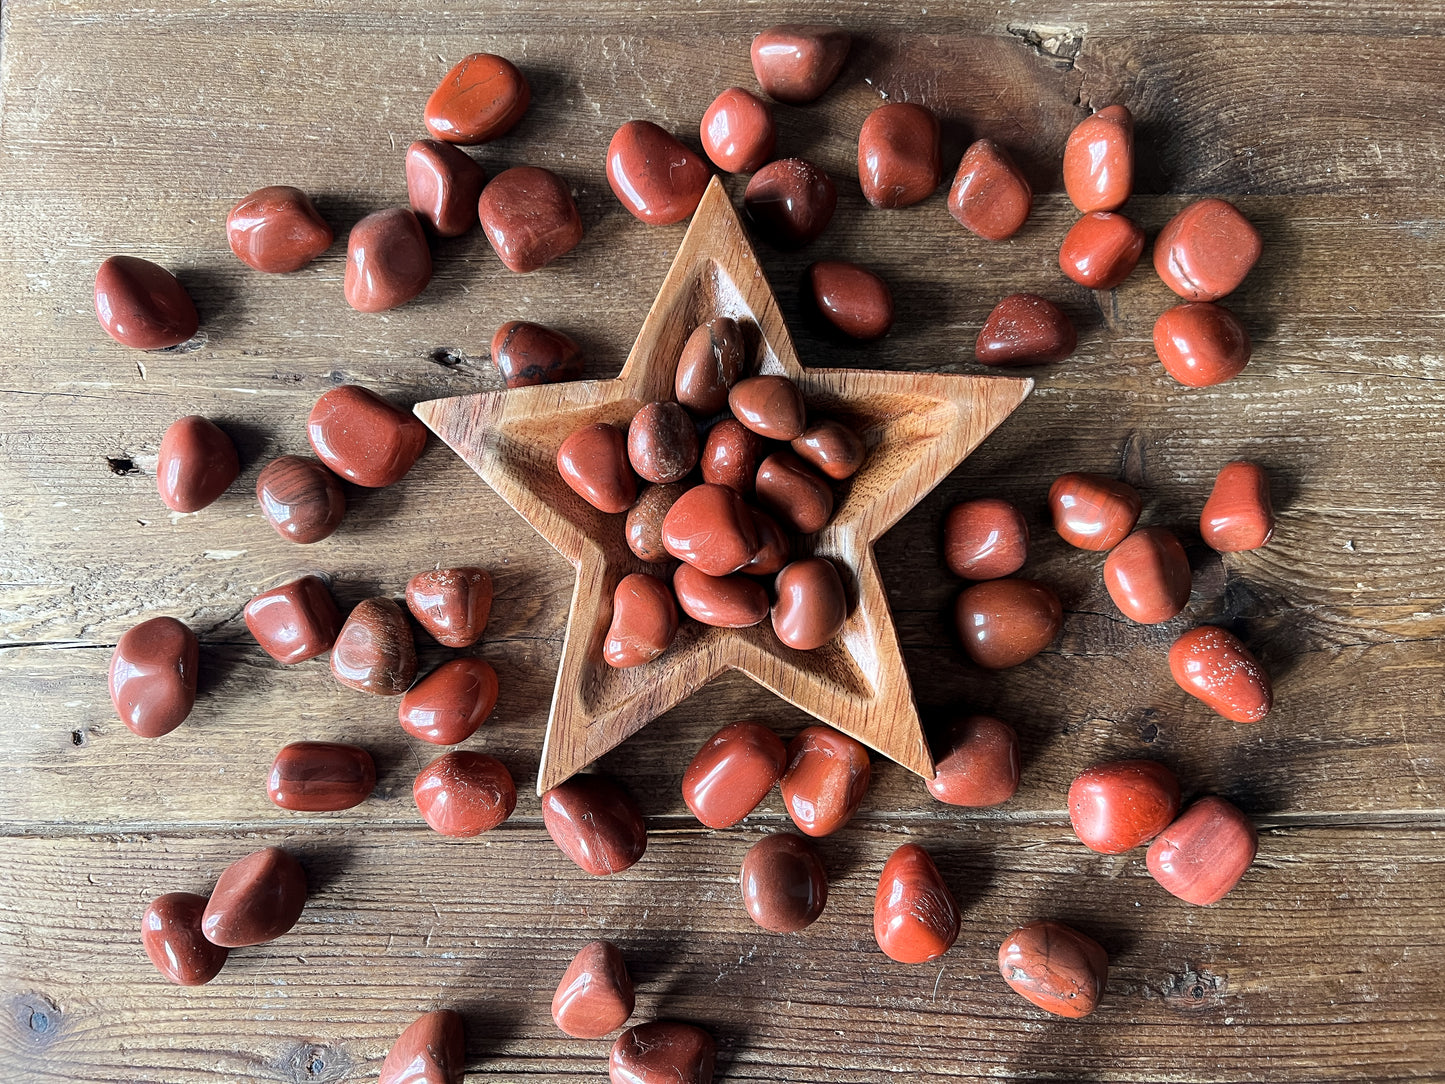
left=142, top=892, right=229, bottom=986
left=1068, top=759, right=1181, bottom=854
left=683, top=721, right=788, bottom=829
left=156, top=415, right=239, bottom=513
left=606, top=121, right=710, bottom=226
left=109, top=616, right=199, bottom=738
left=1154, top=302, right=1252, bottom=387
left=976, top=294, right=1077, bottom=366
left=398, top=658, right=499, bottom=744
left=700, top=87, right=775, bottom=173
left=627, top=401, right=699, bottom=484
left=478, top=166, right=584, bottom=273
left=700, top=419, right=764, bottom=494
left=998, top=920, right=1109, bottom=1018
left=542, top=774, right=647, bottom=876
left=405, top=567, right=493, bottom=648
left=200, top=847, right=307, bottom=948
left=94, top=255, right=198, bottom=349
left=750, top=24, right=850, bottom=104
left=675, top=317, right=747, bottom=415
left=955, top=579, right=1062, bottom=669
left=771, top=557, right=847, bottom=651
left=306, top=385, right=427, bottom=488
left=255, top=456, right=345, bottom=544
left=1048, top=472, right=1141, bottom=551
left=226, top=186, right=333, bottom=272
left=857, top=102, right=942, bottom=209
left=1201, top=461, right=1275, bottom=552
left=424, top=53, right=530, bottom=144
left=343, top=209, right=432, bottom=313
left=926, top=715, right=1020, bottom=807
left=1154, top=198, right=1262, bottom=301
left=557, top=423, right=636, bottom=513
left=873, top=843, right=959, bottom=963
left=330, top=597, right=417, bottom=696
left=406, top=139, right=486, bottom=237
left=779, top=725, right=870, bottom=837
left=948, top=138, right=1031, bottom=241
left=267, top=741, right=376, bottom=812
left=625, top=483, right=689, bottom=563
left=413, top=751, right=517, bottom=836
left=1058, top=211, right=1146, bottom=289
left=744, top=159, right=836, bottom=248
left=604, top=573, right=679, bottom=668
left=1063, top=105, right=1133, bottom=213
left=790, top=419, right=864, bottom=481
left=943, top=498, right=1028, bottom=580
left=552, top=940, right=635, bottom=1039
left=1169, top=625, right=1272, bottom=723
left=741, top=833, right=828, bottom=933
left=492, top=321, right=584, bottom=388
left=672, top=564, right=769, bottom=628
left=807, top=260, right=893, bottom=340
left=1103, top=527, right=1193, bottom=624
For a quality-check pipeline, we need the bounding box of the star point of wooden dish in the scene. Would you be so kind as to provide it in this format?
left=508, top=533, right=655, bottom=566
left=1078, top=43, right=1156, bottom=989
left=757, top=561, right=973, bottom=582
left=415, top=177, right=1032, bottom=795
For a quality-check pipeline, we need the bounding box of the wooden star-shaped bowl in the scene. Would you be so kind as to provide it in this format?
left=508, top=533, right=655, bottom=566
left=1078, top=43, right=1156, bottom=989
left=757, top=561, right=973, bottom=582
left=416, top=178, right=1031, bottom=795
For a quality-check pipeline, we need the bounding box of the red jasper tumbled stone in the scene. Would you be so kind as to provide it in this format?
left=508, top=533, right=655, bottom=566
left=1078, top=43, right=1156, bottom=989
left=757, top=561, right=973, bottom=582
left=975, top=294, right=1077, bottom=366
left=1146, top=795, right=1258, bottom=905
left=379, top=1010, right=465, bottom=1084
left=998, top=920, right=1109, bottom=1018
left=1062, top=104, right=1133, bottom=213
left=1068, top=759, right=1180, bottom=854
left=406, top=139, right=486, bottom=237
left=807, top=260, right=893, bottom=340
left=740, top=832, right=828, bottom=933
left=558, top=423, right=636, bottom=514
left=790, top=419, right=865, bottom=481
left=1103, top=526, right=1193, bottom=624
left=542, top=774, right=647, bottom=876
left=755, top=452, right=833, bottom=535
left=478, top=166, right=584, bottom=273
left=682, top=721, right=787, bottom=829
left=552, top=940, right=635, bottom=1039
left=610, top=1022, right=715, bottom=1084
left=1059, top=211, right=1146, bottom=290
left=491, top=320, right=584, bottom=389
left=1154, top=302, right=1252, bottom=387
left=603, top=573, right=679, bottom=669
left=226, top=186, right=333, bottom=273
left=750, top=24, right=849, bottom=104
left=627, top=401, right=699, bottom=485
left=307, top=385, right=427, bottom=488
left=141, top=892, right=229, bottom=986
left=779, top=725, right=871, bottom=837
left=200, top=847, right=307, bottom=948
left=244, top=575, right=342, bottom=664
left=606, top=121, right=710, bottom=226
left=743, top=158, right=836, bottom=248
left=405, top=567, right=493, bottom=649
left=672, top=564, right=770, bottom=628
left=1169, top=626, right=1273, bottom=723
left=109, top=616, right=199, bottom=738
left=662, top=483, right=760, bottom=576
left=625, top=483, right=688, bottom=563
left=676, top=317, right=747, bottom=415
left=413, top=751, right=516, bottom=836
left=267, top=741, right=376, bottom=812
left=1201, top=461, right=1275, bottom=552
left=926, top=714, right=1020, bottom=807
left=94, top=255, right=199, bottom=350
left=746, top=510, right=791, bottom=574
left=873, top=843, right=960, bottom=963
left=1154, top=197, right=1262, bottom=301
left=948, top=138, right=1032, bottom=241
left=255, top=456, right=345, bottom=544
left=955, top=579, right=1062, bottom=669
left=700, top=87, right=775, bottom=173
left=700, top=418, right=764, bottom=495
left=423, top=53, right=529, bottom=144
left=771, top=557, right=848, bottom=651
left=331, top=597, right=417, bottom=696
left=343, top=208, right=432, bottom=313
left=156, top=415, right=239, bottom=513
left=857, top=102, right=941, bottom=209
left=399, top=658, right=499, bottom=745
left=729, top=375, right=807, bottom=441
left=1048, top=472, right=1142, bottom=551
left=943, top=498, right=1028, bottom=580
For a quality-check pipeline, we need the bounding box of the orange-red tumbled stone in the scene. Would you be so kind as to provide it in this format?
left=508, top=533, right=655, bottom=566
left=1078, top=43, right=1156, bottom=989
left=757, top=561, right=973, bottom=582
left=606, top=121, right=710, bottom=226
left=750, top=24, right=850, bottom=104
left=1154, top=302, right=1252, bottom=387
left=413, top=751, right=516, bottom=836
left=998, top=920, right=1109, bottom=1018
left=226, top=186, right=334, bottom=273
left=857, top=102, right=941, bottom=209
left=1067, top=759, right=1180, bottom=854
left=94, top=256, right=199, bottom=350
left=399, top=658, right=499, bottom=745
left=1048, top=472, right=1141, bottom=551
left=700, top=87, right=775, bottom=173
left=948, top=138, right=1032, bottom=241
left=780, top=725, right=871, bottom=837
left=307, top=385, right=427, bottom=488
left=1154, top=197, right=1262, bottom=301
left=1201, top=461, right=1275, bottom=552
left=1058, top=211, right=1145, bottom=289
left=477, top=166, right=584, bottom=273
left=873, top=843, right=959, bottom=963
left=1103, top=527, right=1193, bottom=624
left=424, top=53, right=530, bottom=144
left=943, top=498, right=1028, bottom=580
left=1146, top=795, right=1258, bottom=905
left=557, top=423, right=636, bottom=514
left=682, top=721, right=787, bottom=829
left=1062, top=104, right=1133, bottom=213
left=1169, top=626, right=1273, bottom=723
left=975, top=294, right=1077, bottom=366
left=955, top=579, right=1062, bottom=669
left=926, top=714, right=1020, bottom=807
left=343, top=209, right=432, bottom=313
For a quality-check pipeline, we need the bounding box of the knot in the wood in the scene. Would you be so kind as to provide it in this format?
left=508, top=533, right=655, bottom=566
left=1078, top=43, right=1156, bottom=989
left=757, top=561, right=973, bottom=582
left=279, top=1042, right=352, bottom=1083
left=10, top=992, right=61, bottom=1046
left=1162, top=967, right=1227, bottom=1011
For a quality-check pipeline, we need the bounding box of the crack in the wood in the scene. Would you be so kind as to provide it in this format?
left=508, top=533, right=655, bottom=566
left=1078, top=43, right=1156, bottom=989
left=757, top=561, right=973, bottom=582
left=1005, top=23, right=1084, bottom=71
left=104, top=456, right=139, bottom=476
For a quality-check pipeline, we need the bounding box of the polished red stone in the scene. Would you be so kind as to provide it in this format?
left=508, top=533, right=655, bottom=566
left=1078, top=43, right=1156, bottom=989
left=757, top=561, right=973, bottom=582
left=955, top=579, right=1062, bottom=669
left=1154, top=302, right=1252, bottom=387
left=558, top=423, right=637, bottom=513
left=743, top=158, right=836, bottom=248
left=926, top=714, right=1019, bottom=807
left=543, top=774, right=647, bottom=876
left=331, top=597, right=417, bottom=696
left=780, top=725, right=871, bottom=837
left=858, top=103, right=941, bottom=209
left=1201, top=461, right=1275, bottom=552
left=682, top=721, right=787, bottom=829
left=1068, top=759, right=1180, bottom=854
left=604, top=573, right=679, bottom=668
left=399, top=658, right=499, bottom=744
left=628, top=401, right=698, bottom=485
left=405, top=567, right=493, bottom=648
left=552, top=940, right=635, bottom=1039
left=478, top=166, right=584, bottom=273
left=255, top=455, right=345, bottom=544
left=873, top=843, right=959, bottom=963
left=755, top=452, right=833, bottom=535
left=406, top=139, right=486, bottom=236
left=672, top=564, right=769, bottom=628
left=245, top=575, right=341, bottom=664
left=200, top=847, right=306, bottom=948
left=808, top=260, right=893, bottom=340
left=750, top=24, right=849, bottom=104
left=948, top=138, right=1032, bottom=241
left=424, top=53, right=529, bottom=144
left=492, top=320, right=584, bottom=388
left=1155, top=198, right=1262, bottom=301
left=1059, top=211, right=1145, bottom=289
left=729, top=376, right=806, bottom=440
left=156, top=415, right=239, bottom=513
left=610, top=1022, right=715, bottom=1084
left=1168, top=626, right=1272, bottom=723
left=141, top=892, right=228, bottom=986
left=700, top=418, right=763, bottom=495
left=700, top=87, right=775, bottom=173
left=379, top=1009, right=465, bottom=1084
left=1147, top=796, right=1258, bottom=905
left=746, top=510, right=790, bottom=575
left=1103, top=527, right=1193, bottom=624
left=771, top=558, right=847, bottom=651
left=662, top=483, right=759, bottom=576
left=344, top=208, right=432, bottom=312
left=790, top=419, right=864, bottom=481
left=109, top=616, right=198, bottom=738
left=625, top=483, right=687, bottom=563
left=741, top=832, right=827, bottom=933
left=94, top=255, right=198, bottom=349
left=1048, top=472, right=1142, bottom=551
left=413, top=751, right=516, bottom=836
left=226, top=186, right=333, bottom=273
left=307, top=385, right=427, bottom=488
left=975, top=294, right=1077, bottom=366
left=1063, top=105, right=1133, bottom=213
left=998, top=920, right=1108, bottom=1018
left=606, top=121, right=710, bottom=225
left=676, top=317, right=746, bottom=415
left=267, top=741, right=375, bottom=812
left=943, top=498, right=1028, bottom=580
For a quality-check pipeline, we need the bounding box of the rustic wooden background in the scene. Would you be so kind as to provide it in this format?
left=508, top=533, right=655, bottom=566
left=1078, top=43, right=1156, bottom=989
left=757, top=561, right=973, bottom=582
left=2, top=1, right=1443, bottom=1080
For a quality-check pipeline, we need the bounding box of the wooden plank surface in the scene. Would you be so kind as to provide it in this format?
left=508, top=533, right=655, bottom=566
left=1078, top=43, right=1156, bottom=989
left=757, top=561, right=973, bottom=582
left=2, top=0, right=1444, bottom=1080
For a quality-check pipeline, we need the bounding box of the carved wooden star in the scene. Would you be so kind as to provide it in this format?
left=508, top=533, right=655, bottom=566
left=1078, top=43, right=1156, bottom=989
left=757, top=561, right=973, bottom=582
left=415, top=178, right=1032, bottom=795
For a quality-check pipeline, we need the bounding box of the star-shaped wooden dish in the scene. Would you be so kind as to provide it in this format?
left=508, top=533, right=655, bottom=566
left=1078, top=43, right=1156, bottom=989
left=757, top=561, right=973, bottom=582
left=416, top=177, right=1032, bottom=795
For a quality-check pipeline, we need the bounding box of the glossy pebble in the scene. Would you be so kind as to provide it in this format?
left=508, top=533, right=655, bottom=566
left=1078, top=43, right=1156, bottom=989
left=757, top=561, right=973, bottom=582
left=552, top=941, right=635, bottom=1039
left=1103, top=527, right=1193, bottom=624
left=94, top=255, right=198, bottom=349
left=682, top=721, right=787, bottom=829
left=1068, top=759, right=1180, bottom=854
left=943, top=498, right=1028, bottom=580
left=955, top=578, right=1062, bottom=669
left=771, top=558, right=847, bottom=650
left=998, top=920, right=1109, bottom=1018
left=610, top=1022, right=715, bottom=1084
left=141, top=892, right=228, bottom=986
left=857, top=103, right=942, bottom=209
left=413, top=751, right=516, bottom=836
left=399, top=658, right=499, bottom=744
left=791, top=420, right=863, bottom=481
left=379, top=1010, right=465, bottom=1084
left=1063, top=105, right=1133, bottom=213
left=780, top=725, right=871, bottom=837
left=1201, top=461, right=1275, bottom=552
left=267, top=741, right=376, bottom=812
left=700, top=419, right=763, bottom=495
left=604, top=574, right=679, bottom=668
left=255, top=456, right=345, bottom=544
left=673, top=565, right=769, bottom=628
left=307, top=385, right=427, bottom=488
left=406, top=139, right=486, bottom=236
left=676, top=317, right=747, bottom=415
left=542, top=774, right=647, bottom=876
left=746, top=510, right=791, bottom=574
left=331, top=597, right=418, bottom=695
left=743, top=158, right=836, bottom=248
left=201, top=847, right=306, bottom=948
left=926, top=714, right=1020, bottom=807
left=478, top=166, right=584, bottom=273
left=1048, top=472, right=1142, bottom=551
left=1169, top=626, right=1273, bottom=723
left=625, top=483, right=688, bottom=563
left=1154, top=302, right=1252, bottom=387
left=226, top=186, right=333, bottom=273
left=109, top=616, right=198, bottom=738
left=492, top=320, right=583, bottom=388
left=741, top=833, right=828, bottom=933
left=750, top=24, right=849, bottom=103
left=976, top=294, right=1077, bottom=366
left=1146, top=796, right=1258, bottom=905
left=948, top=139, right=1032, bottom=241
left=1154, top=198, right=1262, bottom=301
left=558, top=423, right=637, bottom=513
left=1059, top=211, right=1146, bottom=289
left=606, top=121, right=710, bottom=226
left=628, top=401, right=698, bottom=484
left=756, top=452, right=833, bottom=535
left=808, top=260, right=893, bottom=340
left=700, top=87, right=775, bottom=173
left=156, top=415, right=239, bottom=513
left=662, top=483, right=759, bottom=576
left=343, top=208, right=431, bottom=312
left=424, top=53, right=529, bottom=144
left=873, top=843, right=960, bottom=963
left=405, top=567, right=493, bottom=648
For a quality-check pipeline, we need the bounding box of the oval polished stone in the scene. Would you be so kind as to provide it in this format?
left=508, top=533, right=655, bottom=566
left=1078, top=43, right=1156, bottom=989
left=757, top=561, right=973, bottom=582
left=552, top=940, right=635, bottom=1039
left=142, top=892, right=229, bottom=986
left=676, top=317, right=747, bottom=415
left=1154, top=302, right=1252, bottom=388
left=424, top=52, right=529, bottom=144
left=743, top=158, right=836, bottom=248
left=926, top=714, right=1020, bottom=807
left=955, top=578, right=1062, bottom=669
left=1147, top=796, right=1258, bottom=905
left=700, top=87, right=775, bottom=173
left=109, top=616, right=198, bottom=738
left=94, top=255, right=198, bottom=349
left=478, top=166, right=584, bottom=273
left=874, top=843, right=960, bottom=963
left=610, top=1022, right=715, bottom=1084
left=406, top=139, right=486, bottom=237
left=1155, top=198, right=1262, bottom=301
left=858, top=103, right=942, bottom=209
left=771, top=558, right=847, bottom=651
left=606, top=121, right=710, bottom=226
left=1202, top=461, right=1275, bottom=552
left=399, top=658, right=499, bottom=744
left=808, top=260, right=893, bottom=340
left=344, top=208, right=432, bottom=313
left=628, top=401, right=698, bottom=485
left=604, top=573, right=679, bottom=668
left=413, top=751, right=516, bottom=836
left=405, top=567, right=493, bottom=648
left=1068, top=759, right=1180, bottom=854
left=157, top=415, right=239, bottom=513
left=1048, top=472, right=1142, bottom=551
left=492, top=320, right=584, bottom=389
left=975, top=293, right=1077, bottom=366
left=700, top=419, right=763, bottom=495
left=625, top=483, right=688, bottom=563
left=780, top=725, right=871, bottom=837
left=746, top=509, right=791, bottom=574
left=542, top=774, right=647, bottom=876
left=943, top=498, right=1028, bottom=580
left=1169, top=626, right=1273, bottom=723
left=558, top=423, right=637, bottom=513
left=662, top=483, right=760, bottom=576
left=267, top=741, right=376, bottom=812
left=1059, top=211, right=1146, bottom=290
left=756, top=452, right=834, bottom=535
left=226, top=186, right=333, bottom=273
left=307, top=385, right=427, bottom=488
left=201, top=847, right=306, bottom=948
left=948, top=138, right=1032, bottom=241
left=1104, top=527, right=1193, bottom=624
left=682, top=721, right=788, bottom=829
left=672, top=564, right=769, bottom=628
left=255, top=455, right=345, bottom=544
left=741, top=832, right=828, bottom=933
left=791, top=419, right=865, bottom=481
left=244, top=575, right=342, bottom=664
left=1063, top=104, right=1133, bottom=213
left=998, top=920, right=1109, bottom=1018
left=750, top=24, right=849, bottom=104
left=331, top=597, right=418, bottom=696
left=379, top=1009, right=465, bottom=1084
